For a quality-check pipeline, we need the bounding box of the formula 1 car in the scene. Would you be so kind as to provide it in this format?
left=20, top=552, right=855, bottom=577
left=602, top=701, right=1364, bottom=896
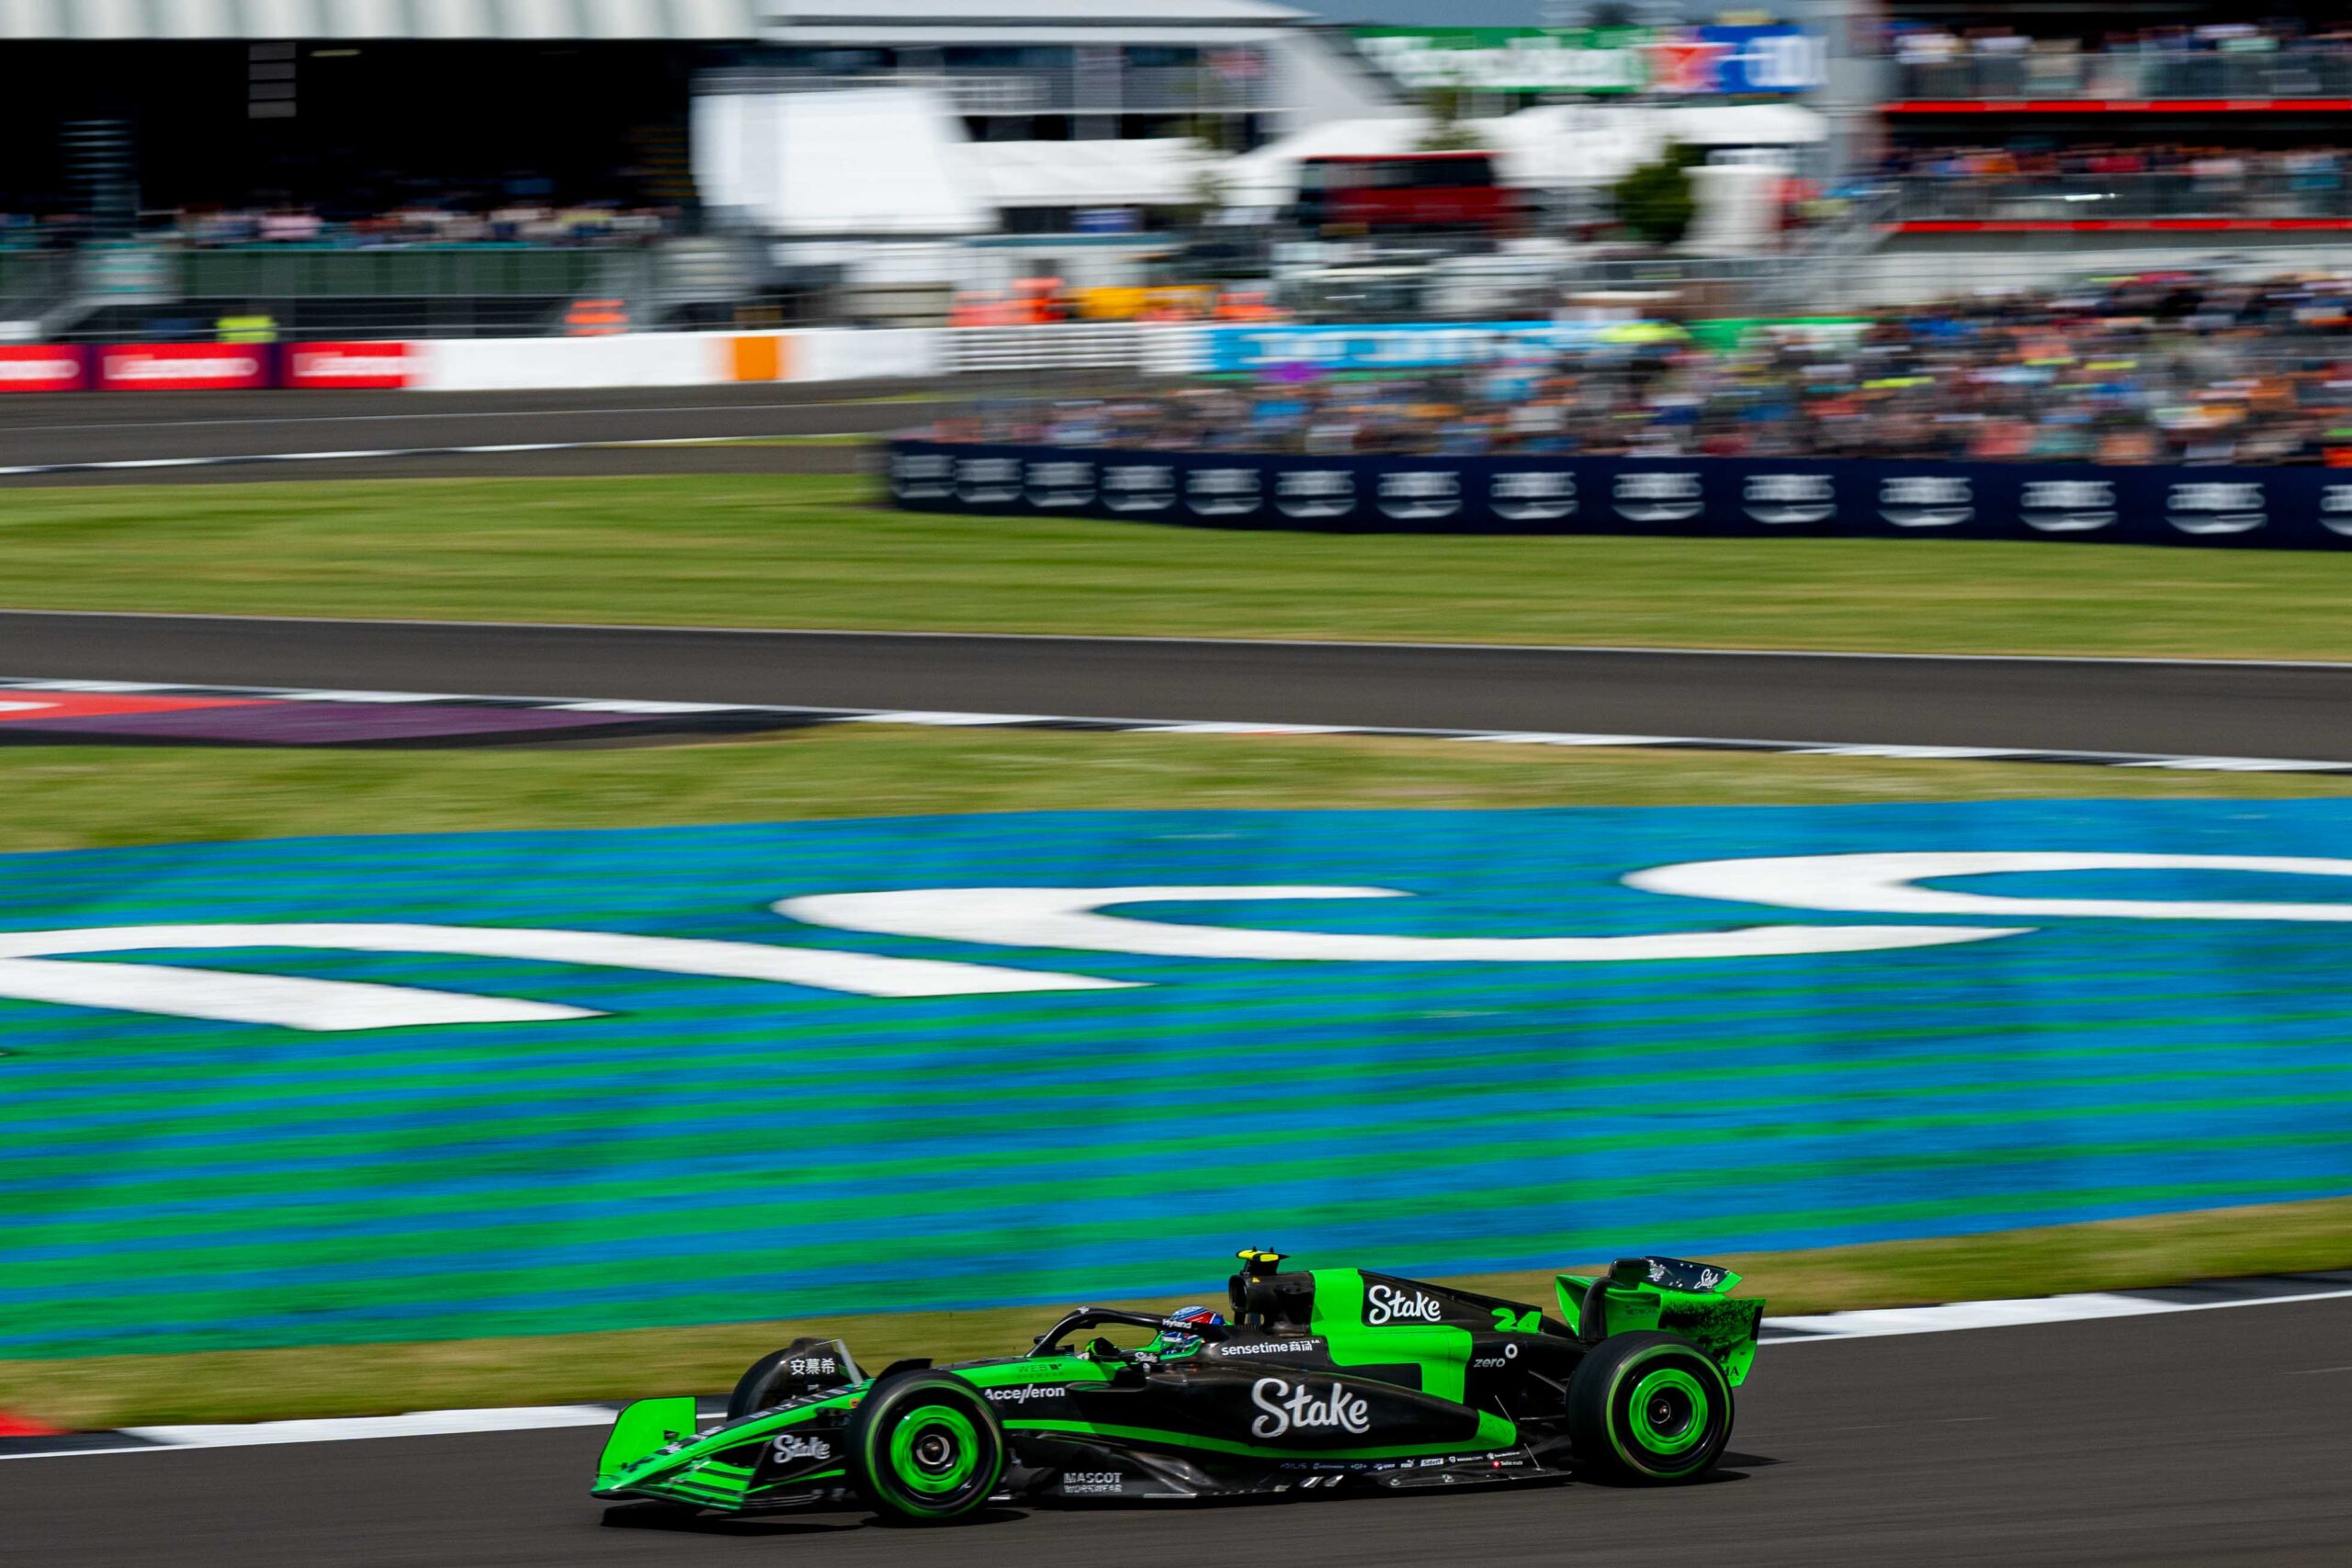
left=593, top=1250, right=1763, bottom=1523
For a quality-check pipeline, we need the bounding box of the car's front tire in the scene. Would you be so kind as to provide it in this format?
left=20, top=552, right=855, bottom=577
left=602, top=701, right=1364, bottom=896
left=1566, top=1331, right=1734, bottom=1484
left=845, top=1372, right=1006, bottom=1524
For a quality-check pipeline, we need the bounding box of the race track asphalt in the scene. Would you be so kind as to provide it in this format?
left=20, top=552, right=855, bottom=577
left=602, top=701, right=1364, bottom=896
left=0, top=378, right=1105, bottom=485
left=7, top=1298, right=2348, bottom=1567
left=2, top=612, right=2348, bottom=760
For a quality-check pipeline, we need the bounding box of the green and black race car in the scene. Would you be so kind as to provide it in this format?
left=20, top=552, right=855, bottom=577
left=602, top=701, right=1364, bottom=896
left=593, top=1249, right=1764, bottom=1524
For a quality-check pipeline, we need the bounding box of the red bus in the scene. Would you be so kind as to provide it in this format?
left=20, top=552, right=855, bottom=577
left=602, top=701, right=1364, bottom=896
left=1294, top=152, right=1519, bottom=232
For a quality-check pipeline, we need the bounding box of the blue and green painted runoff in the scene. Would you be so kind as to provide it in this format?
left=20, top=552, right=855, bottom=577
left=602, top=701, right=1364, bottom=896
left=6, top=800, right=2352, bottom=1363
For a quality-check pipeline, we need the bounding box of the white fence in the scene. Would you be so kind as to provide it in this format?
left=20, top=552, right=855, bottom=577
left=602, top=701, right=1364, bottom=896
left=391, top=323, right=1203, bottom=392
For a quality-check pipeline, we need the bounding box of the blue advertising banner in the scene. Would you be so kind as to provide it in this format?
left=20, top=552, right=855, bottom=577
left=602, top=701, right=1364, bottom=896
left=885, top=441, right=2352, bottom=550
left=1697, top=24, right=1827, bottom=95
left=1199, top=321, right=1612, bottom=374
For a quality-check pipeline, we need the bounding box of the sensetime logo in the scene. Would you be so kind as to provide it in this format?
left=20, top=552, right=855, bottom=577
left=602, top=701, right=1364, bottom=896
left=1250, top=1379, right=1372, bottom=1438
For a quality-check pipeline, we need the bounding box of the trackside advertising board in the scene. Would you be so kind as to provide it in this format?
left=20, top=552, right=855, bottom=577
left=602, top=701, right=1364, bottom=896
left=1202, top=322, right=1616, bottom=373
left=887, top=441, right=2352, bottom=550
left=1354, top=25, right=1824, bottom=96
left=96, top=344, right=273, bottom=391
left=283, top=341, right=413, bottom=389
left=0, top=344, right=89, bottom=392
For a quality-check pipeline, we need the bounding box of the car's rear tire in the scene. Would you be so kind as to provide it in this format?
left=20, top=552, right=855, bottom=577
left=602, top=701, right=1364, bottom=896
left=845, top=1372, right=1005, bottom=1524
left=1566, top=1331, right=1733, bottom=1484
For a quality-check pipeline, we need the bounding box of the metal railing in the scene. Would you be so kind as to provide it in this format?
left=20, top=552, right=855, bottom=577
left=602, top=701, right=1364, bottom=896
left=173, top=246, right=635, bottom=300
left=1897, top=172, right=2352, bottom=224
left=0, top=249, right=74, bottom=318
left=1894, top=49, right=2352, bottom=102
left=694, top=65, right=1272, bottom=114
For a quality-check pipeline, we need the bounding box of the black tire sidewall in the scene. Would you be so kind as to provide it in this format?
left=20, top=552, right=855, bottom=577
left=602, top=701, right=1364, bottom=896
left=1566, top=1331, right=1733, bottom=1484
left=845, top=1372, right=1006, bottom=1524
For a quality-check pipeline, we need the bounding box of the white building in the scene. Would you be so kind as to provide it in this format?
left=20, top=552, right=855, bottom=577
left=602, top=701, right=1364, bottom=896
left=695, top=0, right=1405, bottom=241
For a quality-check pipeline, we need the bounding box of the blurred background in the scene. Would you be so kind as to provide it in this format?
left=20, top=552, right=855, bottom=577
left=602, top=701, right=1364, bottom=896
left=11, top=0, right=2352, bottom=344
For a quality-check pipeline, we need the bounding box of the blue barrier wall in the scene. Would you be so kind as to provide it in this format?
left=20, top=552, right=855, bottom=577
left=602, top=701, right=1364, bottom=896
left=887, top=440, right=2352, bottom=549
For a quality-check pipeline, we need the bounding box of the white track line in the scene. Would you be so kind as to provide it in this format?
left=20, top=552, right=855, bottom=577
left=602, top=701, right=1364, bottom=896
left=0, top=399, right=928, bottom=436
left=0, top=674, right=2345, bottom=773
left=1763, top=1285, right=2352, bottom=1343
left=0, top=608, right=2343, bottom=670
left=0, top=434, right=825, bottom=478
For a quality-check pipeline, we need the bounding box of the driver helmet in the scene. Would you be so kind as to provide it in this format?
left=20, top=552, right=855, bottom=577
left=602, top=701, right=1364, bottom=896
left=1154, top=1304, right=1226, bottom=1356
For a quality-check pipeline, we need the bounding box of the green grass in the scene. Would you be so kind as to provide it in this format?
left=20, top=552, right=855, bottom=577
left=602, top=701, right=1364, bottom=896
left=9, top=1195, right=2346, bottom=1428
left=3, top=474, right=2350, bottom=659
left=6, top=723, right=2352, bottom=856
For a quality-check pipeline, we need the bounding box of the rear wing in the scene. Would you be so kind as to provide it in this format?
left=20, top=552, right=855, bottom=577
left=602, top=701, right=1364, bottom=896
left=1556, top=1257, right=1764, bottom=1386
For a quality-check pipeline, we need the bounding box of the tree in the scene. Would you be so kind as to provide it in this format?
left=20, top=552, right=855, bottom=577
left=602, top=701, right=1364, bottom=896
left=1417, top=85, right=1482, bottom=152
left=1611, top=140, right=1700, bottom=247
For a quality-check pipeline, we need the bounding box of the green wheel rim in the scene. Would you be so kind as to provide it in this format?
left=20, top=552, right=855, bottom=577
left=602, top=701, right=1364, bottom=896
left=1626, top=1366, right=1711, bottom=1459
left=889, top=1406, right=980, bottom=1498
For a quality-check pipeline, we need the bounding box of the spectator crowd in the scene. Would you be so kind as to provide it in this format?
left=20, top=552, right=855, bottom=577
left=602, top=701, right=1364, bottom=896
left=1890, top=19, right=2352, bottom=112
left=1884, top=144, right=2351, bottom=221
left=0, top=200, right=676, bottom=251
left=939, top=276, right=2352, bottom=467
